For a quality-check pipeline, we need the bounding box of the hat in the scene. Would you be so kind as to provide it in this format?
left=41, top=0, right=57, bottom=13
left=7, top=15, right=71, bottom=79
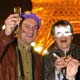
left=21, top=12, right=41, bottom=27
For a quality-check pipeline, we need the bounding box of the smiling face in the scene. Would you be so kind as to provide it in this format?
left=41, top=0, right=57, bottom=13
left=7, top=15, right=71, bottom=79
left=54, top=25, right=73, bottom=51
left=18, top=18, right=39, bottom=45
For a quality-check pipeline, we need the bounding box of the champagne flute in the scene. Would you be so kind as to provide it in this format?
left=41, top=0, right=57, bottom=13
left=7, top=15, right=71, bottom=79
left=14, top=7, right=21, bottom=17
left=13, top=7, right=22, bottom=34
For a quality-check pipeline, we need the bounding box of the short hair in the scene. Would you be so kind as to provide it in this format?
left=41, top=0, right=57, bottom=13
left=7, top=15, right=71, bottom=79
left=51, top=20, right=73, bottom=35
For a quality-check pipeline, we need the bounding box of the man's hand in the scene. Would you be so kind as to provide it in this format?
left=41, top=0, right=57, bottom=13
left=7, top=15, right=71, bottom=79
left=4, top=14, right=20, bottom=36
left=65, top=56, right=79, bottom=80
left=55, top=57, right=66, bottom=74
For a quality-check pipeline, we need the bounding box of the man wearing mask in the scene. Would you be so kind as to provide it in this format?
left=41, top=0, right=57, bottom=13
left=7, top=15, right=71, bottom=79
left=0, top=12, right=42, bottom=80
left=43, top=20, right=80, bottom=80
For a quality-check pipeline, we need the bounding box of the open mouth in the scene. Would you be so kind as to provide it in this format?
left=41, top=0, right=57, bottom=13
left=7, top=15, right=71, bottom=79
left=60, top=39, right=67, bottom=43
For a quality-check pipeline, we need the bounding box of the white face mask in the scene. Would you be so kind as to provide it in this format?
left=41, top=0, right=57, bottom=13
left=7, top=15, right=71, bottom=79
left=54, top=25, right=72, bottom=37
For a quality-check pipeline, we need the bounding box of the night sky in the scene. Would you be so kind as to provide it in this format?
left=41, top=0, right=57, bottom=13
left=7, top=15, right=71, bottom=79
left=0, top=0, right=32, bottom=22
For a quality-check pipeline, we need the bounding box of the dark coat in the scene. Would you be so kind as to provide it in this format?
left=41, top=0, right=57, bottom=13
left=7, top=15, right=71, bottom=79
left=0, top=31, right=43, bottom=80
left=43, top=43, right=80, bottom=80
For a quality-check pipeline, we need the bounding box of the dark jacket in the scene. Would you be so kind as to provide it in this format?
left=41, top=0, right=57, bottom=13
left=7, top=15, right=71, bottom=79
left=43, top=43, right=80, bottom=80
left=0, top=31, right=43, bottom=80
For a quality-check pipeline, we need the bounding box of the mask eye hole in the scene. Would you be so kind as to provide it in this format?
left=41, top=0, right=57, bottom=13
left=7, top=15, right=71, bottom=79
left=65, top=31, right=70, bottom=33
left=56, top=32, right=61, bottom=34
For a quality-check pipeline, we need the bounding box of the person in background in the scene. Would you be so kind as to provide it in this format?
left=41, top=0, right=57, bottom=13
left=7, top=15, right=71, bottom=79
left=43, top=20, right=80, bottom=80
left=0, top=12, right=43, bottom=80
